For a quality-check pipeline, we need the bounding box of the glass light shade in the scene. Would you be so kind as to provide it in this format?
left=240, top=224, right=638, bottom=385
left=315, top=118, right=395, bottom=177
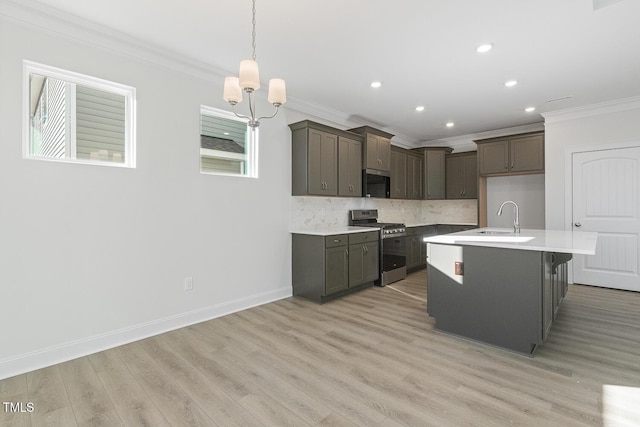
left=267, top=78, right=286, bottom=105
left=239, top=59, right=260, bottom=90
left=223, top=77, right=243, bottom=103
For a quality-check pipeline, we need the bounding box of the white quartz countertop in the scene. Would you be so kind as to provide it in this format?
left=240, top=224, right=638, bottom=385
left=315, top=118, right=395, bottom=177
left=291, top=226, right=380, bottom=236
left=405, top=222, right=477, bottom=228
left=424, top=227, right=598, bottom=255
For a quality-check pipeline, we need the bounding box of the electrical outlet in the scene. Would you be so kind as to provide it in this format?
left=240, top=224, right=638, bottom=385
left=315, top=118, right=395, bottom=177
left=184, top=277, right=193, bottom=291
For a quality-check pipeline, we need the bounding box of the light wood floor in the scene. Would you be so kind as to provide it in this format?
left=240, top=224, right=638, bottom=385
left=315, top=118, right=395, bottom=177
left=2, top=270, right=640, bottom=426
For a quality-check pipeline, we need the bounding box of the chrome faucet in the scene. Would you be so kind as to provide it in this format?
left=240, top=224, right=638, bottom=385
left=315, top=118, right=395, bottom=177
left=497, top=200, right=520, bottom=234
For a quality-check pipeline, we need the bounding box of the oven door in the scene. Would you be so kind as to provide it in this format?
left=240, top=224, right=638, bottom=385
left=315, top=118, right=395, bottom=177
left=383, top=235, right=406, bottom=272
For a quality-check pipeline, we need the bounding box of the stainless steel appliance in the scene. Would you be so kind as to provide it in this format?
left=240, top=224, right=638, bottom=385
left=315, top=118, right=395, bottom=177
left=362, top=170, right=390, bottom=198
left=349, top=209, right=406, bottom=286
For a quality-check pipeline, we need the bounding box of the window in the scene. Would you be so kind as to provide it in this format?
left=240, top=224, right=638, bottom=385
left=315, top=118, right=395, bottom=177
left=23, top=61, right=136, bottom=167
left=200, top=106, right=257, bottom=177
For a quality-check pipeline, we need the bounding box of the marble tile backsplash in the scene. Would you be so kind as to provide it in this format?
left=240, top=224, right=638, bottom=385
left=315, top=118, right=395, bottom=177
left=292, top=196, right=477, bottom=228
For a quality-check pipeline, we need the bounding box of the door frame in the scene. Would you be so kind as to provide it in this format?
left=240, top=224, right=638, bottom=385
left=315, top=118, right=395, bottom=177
left=564, top=140, right=640, bottom=284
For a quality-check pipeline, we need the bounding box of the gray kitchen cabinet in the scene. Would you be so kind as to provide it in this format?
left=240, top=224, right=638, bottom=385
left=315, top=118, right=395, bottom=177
left=308, top=129, right=337, bottom=195
left=476, top=132, right=544, bottom=176
left=511, top=134, right=545, bottom=173
left=292, top=231, right=379, bottom=303
left=290, top=120, right=363, bottom=197
left=349, top=232, right=379, bottom=286
left=413, top=147, right=452, bottom=200
left=390, top=147, right=422, bottom=199
left=406, top=225, right=437, bottom=271
left=407, top=152, right=423, bottom=199
left=477, top=140, right=509, bottom=175
left=551, top=253, right=571, bottom=320
left=390, top=147, right=407, bottom=198
left=338, top=135, right=362, bottom=196
left=445, top=151, right=477, bottom=199
left=325, top=245, right=349, bottom=295
left=348, top=126, right=393, bottom=172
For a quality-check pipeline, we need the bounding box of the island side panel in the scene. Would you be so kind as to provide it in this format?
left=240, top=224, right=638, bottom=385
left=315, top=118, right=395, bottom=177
left=427, top=243, right=547, bottom=355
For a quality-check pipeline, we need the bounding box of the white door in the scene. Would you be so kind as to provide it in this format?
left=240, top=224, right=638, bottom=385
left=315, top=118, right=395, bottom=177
left=572, top=146, right=640, bottom=291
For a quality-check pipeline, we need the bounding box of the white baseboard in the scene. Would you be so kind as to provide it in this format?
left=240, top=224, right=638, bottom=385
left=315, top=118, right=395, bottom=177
left=0, top=287, right=292, bottom=380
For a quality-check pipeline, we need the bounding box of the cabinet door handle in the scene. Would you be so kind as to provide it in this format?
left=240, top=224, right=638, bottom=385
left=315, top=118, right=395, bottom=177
left=574, top=222, right=582, bottom=228
left=333, top=239, right=340, bottom=243
left=511, top=160, right=514, bottom=168
left=345, top=249, right=349, bottom=257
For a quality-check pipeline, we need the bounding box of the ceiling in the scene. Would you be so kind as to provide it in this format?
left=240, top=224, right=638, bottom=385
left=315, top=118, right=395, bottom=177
left=18, top=0, right=640, bottom=146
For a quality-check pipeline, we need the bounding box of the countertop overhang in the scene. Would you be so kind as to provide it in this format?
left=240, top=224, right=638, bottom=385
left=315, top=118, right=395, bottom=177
left=424, top=227, right=598, bottom=255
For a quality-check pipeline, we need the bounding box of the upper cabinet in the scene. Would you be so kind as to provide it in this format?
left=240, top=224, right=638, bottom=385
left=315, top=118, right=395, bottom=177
left=290, top=120, right=363, bottom=196
left=413, top=147, right=452, bottom=200
left=337, top=136, right=362, bottom=196
left=476, top=132, right=544, bottom=176
left=446, top=151, right=477, bottom=199
left=348, top=126, right=393, bottom=172
left=407, top=151, right=423, bottom=200
left=390, top=147, right=423, bottom=199
left=390, top=147, right=408, bottom=199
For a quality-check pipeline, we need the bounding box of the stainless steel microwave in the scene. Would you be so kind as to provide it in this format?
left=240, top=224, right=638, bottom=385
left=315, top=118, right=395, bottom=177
left=362, top=169, right=390, bottom=198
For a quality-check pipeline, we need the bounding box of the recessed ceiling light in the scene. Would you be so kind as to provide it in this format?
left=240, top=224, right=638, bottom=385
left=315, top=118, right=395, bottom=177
left=476, top=43, right=493, bottom=53
left=505, top=80, right=518, bottom=87
left=525, top=107, right=536, bottom=112
left=415, top=106, right=425, bottom=112
left=446, top=122, right=454, bottom=128
left=223, top=132, right=230, bottom=135
left=370, top=81, right=382, bottom=88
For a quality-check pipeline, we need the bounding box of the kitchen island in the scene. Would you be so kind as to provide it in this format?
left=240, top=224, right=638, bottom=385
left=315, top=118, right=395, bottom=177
left=424, top=228, right=598, bottom=356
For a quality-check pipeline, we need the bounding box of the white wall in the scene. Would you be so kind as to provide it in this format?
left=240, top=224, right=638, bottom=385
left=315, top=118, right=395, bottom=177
left=486, top=175, right=545, bottom=229
left=543, top=98, right=640, bottom=230
left=0, top=17, right=293, bottom=378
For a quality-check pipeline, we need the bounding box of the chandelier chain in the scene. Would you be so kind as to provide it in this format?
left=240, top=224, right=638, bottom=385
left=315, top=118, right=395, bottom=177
left=251, top=0, right=257, bottom=61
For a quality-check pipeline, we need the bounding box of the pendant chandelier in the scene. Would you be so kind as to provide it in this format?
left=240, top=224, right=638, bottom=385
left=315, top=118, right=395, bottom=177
left=222, top=0, right=286, bottom=128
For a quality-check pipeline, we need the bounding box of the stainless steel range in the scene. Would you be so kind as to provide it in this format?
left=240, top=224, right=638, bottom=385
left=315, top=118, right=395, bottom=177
left=349, top=209, right=406, bottom=286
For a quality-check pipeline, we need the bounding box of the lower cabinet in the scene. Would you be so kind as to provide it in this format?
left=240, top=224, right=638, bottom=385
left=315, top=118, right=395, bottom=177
left=406, top=226, right=437, bottom=271
left=325, top=244, right=349, bottom=295
left=292, top=231, right=379, bottom=303
left=349, top=240, right=379, bottom=286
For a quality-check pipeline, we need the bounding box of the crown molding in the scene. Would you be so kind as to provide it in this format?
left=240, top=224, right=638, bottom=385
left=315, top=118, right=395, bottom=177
left=0, top=0, right=422, bottom=146
left=283, top=96, right=417, bottom=147
left=0, top=0, right=231, bottom=83
left=416, top=122, right=545, bottom=152
left=542, top=96, right=640, bottom=124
